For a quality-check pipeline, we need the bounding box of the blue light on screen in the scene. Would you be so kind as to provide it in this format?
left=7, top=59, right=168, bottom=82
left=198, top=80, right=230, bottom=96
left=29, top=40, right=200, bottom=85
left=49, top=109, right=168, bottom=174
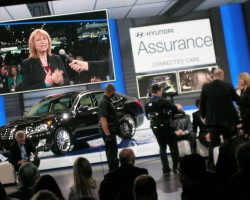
left=101, top=19, right=126, bottom=94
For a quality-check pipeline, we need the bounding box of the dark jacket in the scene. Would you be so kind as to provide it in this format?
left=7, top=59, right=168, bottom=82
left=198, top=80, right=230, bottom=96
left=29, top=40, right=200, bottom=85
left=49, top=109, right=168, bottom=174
left=21, top=54, right=69, bottom=90
left=9, top=138, right=36, bottom=172
left=145, top=96, right=178, bottom=127
left=200, top=79, right=239, bottom=126
left=237, top=87, right=250, bottom=117
left=99, top=164, right=148, bottom=200
left=216, top=137, right=246, bottom=179
left=8, top=185, right=34, bottom=200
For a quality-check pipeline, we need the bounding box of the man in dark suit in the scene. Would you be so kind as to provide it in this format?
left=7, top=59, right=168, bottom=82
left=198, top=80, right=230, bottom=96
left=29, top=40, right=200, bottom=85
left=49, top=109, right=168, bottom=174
left=171, top=111, right=196, bottom=154
left=200, top=68, right=240, bottom=170
left=9, top=130, right=40, bottom=172
left=99, top=148, right=148, bottom=200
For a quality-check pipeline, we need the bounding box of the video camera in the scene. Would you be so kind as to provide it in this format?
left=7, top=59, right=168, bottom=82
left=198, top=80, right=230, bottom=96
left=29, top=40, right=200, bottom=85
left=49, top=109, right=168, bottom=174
left=162, top=86, right=178, bottom=103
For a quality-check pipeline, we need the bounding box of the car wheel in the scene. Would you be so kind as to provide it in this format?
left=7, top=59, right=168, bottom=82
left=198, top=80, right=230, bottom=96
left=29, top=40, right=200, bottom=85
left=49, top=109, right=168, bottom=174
left=51, top=127, right=72, bottom=155
left=118, top=114, right=136, bottom=139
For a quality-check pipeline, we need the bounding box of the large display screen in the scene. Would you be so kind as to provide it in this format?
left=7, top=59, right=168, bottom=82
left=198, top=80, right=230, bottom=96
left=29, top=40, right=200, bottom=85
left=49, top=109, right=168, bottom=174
left=178, top=66, right=217, bottom=93
left=0, top=10, right=114, bottom=96
left=130, top=19, right=216, bottom=74
left=136, top=71, right=178, bottom=99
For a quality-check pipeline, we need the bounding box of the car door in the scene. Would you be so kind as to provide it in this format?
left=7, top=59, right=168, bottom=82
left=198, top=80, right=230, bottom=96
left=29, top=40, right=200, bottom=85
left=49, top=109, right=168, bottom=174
left=73, top=94, right=99, bottom=142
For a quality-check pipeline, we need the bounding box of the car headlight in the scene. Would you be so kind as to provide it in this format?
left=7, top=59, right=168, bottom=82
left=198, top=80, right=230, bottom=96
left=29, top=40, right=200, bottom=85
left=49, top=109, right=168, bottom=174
left=32, top=120, right=52, bottom=133
left=33, top=124, right=48, bottom=133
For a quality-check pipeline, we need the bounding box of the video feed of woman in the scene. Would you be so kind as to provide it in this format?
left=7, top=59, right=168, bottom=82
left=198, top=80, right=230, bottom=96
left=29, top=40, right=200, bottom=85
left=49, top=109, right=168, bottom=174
left=136, top=71, right=178, bottom=99
left=178, top=66, right=217, bottom=93
left=0, top=10, right=114, bottom=96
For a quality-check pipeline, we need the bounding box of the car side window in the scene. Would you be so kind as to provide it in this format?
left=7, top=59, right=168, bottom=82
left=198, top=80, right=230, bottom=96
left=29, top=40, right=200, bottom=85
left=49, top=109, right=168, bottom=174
left=79, top=95, right=93, bottom=108
left=111, top=93, right=122, bottom=103
left=92, top=92, right=103, bottom=106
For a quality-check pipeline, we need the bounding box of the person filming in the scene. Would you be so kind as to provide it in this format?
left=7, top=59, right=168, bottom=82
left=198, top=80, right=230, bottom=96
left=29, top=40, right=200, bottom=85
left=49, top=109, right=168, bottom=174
left=144, top=84, right=182, bottom=174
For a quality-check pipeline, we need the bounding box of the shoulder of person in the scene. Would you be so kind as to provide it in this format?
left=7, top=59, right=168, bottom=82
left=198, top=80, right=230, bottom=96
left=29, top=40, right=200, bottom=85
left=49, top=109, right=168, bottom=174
left=22, top=57, right=37, bottom=65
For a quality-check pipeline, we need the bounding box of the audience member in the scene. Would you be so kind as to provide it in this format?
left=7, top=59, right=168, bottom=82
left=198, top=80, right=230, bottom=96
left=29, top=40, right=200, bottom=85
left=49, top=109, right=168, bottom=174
left=34, top=175, right=65, bottom=200
left=0, top=65, right=9, bottom=94
left=172, top=111, right=196, bottom=154
left=215, top=124, right=247, bottom=179
left=236, top=72, right=250, bottom=140
left=230, top=143, right=250, bottom=200
left=31, top=190, right=60, bottom=200
left=8, top=162, right=40, bottom=200
left=133, top=175, right=158, bottom=200
left=192, top=99, right=210, bottom=148
left=99, top=148, right=148, bottom=200
left=68, top=157, right=99, bottom=200
left=7, top=65, right=22, bottom=92
left=200, top=68, right=240, bottom=170
left=9, top=130, right=40, bottom=172
left=179, top=154, right=226, bottom=200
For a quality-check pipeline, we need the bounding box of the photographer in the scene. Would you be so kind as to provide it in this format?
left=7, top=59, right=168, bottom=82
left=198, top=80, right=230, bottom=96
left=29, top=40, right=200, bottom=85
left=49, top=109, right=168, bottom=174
left=145, top=84, right=182, bottom=174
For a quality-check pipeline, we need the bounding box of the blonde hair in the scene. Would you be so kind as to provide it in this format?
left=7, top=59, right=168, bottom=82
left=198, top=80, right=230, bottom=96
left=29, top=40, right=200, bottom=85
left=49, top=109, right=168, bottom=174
left=28, top=29, right=52, bottom=58
left=238, top=72, right=250, bottom=87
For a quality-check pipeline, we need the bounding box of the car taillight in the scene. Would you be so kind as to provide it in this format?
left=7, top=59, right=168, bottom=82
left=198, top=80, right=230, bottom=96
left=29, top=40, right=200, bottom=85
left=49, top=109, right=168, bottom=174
left=135, top=100, right=143, bottom=108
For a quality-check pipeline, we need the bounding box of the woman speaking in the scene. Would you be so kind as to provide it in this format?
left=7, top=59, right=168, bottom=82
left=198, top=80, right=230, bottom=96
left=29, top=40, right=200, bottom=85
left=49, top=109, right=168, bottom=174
left=22, top=29, right=68, bottom=90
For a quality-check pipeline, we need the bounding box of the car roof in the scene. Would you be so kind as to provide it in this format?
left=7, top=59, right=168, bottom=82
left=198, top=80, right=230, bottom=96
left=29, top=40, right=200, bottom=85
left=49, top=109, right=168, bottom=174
left=41, top=89, right=103, bottom=101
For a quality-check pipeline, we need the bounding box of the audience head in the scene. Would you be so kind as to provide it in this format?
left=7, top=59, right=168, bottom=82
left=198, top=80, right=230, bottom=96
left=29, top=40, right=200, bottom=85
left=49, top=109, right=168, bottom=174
left=119, top=148, right=136, bottom=165
left=10, top=65, right=18, bottom=77
left=220, top=122, right=237, bottom=143
left=31, top=190, right=60, bottom=200
left=34, top=175, right=64, bottom=200
left=73, top=157, right=96, bottom=197
left=238, top=72, right=250, bottom=88
left=28, top=29, right=52, bottom=58
left=213, top=68, right=224, bottom=80
left=1, top=66, right=8, bottom=76
left=179, top=154, right=206, bottom=185
left=15, top=130, right=26, bottom=144
left=18, top=162, right=40, bottom=187
left=133, top=175, right=158, bottom=200
left=236, top=143, right=250, bottom=173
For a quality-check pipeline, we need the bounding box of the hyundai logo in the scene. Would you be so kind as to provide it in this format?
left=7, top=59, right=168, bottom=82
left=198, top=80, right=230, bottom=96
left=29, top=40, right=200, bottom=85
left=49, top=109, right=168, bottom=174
left=135, top=32, right=144, bottom=38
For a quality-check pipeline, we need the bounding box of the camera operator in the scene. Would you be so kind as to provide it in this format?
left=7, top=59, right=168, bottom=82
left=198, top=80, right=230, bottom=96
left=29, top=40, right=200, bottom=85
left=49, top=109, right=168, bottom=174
left=145, top=84, right=182, bottom=174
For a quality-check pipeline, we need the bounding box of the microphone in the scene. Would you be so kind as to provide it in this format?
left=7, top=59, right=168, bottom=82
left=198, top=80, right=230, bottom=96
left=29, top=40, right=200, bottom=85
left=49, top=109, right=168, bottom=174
left=59, top=49, right=73, bottom=62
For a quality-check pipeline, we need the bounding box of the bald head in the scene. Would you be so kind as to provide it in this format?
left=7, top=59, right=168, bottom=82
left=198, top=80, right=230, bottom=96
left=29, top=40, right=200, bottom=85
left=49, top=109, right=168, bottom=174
left=119, top=148, right=136, bottom=165
left=104, top=83, right=116, bottom=98
left=213, top=68, right=224, bottom=80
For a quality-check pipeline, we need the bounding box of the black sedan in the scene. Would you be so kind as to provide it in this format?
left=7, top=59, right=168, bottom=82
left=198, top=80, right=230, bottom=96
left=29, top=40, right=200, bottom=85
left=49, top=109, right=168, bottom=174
left=0, top=90, right=144, bottom=155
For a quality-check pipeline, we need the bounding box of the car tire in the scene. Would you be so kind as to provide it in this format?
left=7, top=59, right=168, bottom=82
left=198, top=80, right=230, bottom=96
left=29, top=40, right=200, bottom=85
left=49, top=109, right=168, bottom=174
left=118, top=114, right=136, bottom=139
left=51, top=127, right=73, bottom=155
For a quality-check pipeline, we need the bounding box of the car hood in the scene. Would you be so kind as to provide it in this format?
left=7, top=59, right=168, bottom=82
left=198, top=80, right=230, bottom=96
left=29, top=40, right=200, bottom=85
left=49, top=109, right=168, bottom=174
left=3, top=114, right=57, bottom=128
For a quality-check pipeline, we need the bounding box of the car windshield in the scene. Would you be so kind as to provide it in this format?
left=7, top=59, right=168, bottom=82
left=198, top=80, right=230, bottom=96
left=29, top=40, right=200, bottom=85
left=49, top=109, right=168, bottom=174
left=25, top=97, right=74, bottom=117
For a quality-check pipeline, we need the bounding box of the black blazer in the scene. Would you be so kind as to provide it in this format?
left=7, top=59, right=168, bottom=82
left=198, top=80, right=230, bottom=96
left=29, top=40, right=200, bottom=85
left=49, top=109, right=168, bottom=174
left=192, top=110, right=208, bottom=134
left=21, top=54, right=69, bottom=90
left=237, top=87, right=250, bottom=117
left=9, top=138, right=36, bottom=171
left=99, top=164, right=148, bottom=200
left=200, top=79, right=240, bottom=126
